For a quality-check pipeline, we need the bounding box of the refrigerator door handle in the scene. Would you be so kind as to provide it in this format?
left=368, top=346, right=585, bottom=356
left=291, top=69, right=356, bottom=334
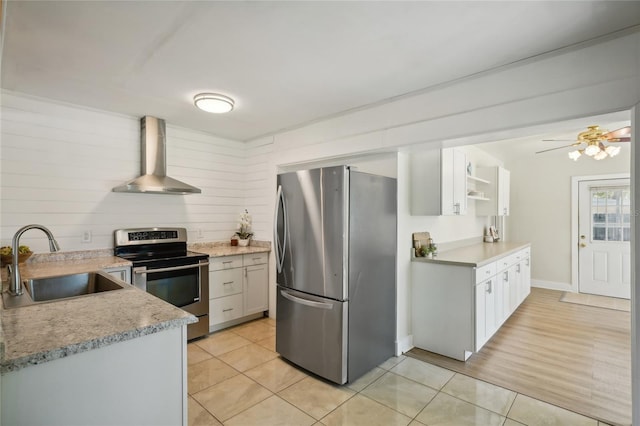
left=273, top=185, right=287, bottom=273
left=280, top=289, right=334, bottom=310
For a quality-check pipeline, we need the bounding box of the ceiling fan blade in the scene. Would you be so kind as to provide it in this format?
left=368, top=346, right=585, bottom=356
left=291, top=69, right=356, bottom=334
left=602, top=126, right=631, bottom=140
left=535, top=143, right=581, bottom=154
left=607, top=137, right=631, bottom=143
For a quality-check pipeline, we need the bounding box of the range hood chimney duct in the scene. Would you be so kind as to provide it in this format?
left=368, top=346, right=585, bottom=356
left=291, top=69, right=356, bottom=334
left=113, top=116, right=201, bottom=195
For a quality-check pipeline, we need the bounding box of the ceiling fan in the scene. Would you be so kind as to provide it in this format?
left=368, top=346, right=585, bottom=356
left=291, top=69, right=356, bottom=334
left=536, top=125, right=631, bottom=161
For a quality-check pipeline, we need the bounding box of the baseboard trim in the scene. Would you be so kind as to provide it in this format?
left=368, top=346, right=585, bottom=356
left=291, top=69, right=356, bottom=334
left=532, top=279, right=573, bottom=292
left=396, top=334, right=414, bottom=356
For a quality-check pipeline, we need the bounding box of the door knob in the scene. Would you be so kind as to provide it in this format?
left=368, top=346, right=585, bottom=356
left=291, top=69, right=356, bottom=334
left=580, top=243, right=587, bottom=248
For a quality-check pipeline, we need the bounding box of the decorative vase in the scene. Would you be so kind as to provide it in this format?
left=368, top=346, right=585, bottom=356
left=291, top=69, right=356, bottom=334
left=238, top=239, right=250, bottom=247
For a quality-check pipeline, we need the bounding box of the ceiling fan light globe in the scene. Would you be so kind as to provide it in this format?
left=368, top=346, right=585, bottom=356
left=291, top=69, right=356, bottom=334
left=593, top=150, right=608, bottom=160
left=605, top=145, right=621, bottom=157
left=568, top=150, right=581, bottom=161
left=584, top=144, right=601, bottom=156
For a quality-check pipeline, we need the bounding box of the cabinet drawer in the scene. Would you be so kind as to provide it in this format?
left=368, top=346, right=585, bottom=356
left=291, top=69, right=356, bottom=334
left=245, top=252, right=268, bottom=265
left=475, top=262, right=496, bottom=284
left=210, top=294, right=243, bottom=325
left=518, top=247, right=531, bottom=259
left=209, top=255, right=243, bottom=271
left=210, top=268, right=243, bottom=298
left=496, top=254, right=518, bottom=272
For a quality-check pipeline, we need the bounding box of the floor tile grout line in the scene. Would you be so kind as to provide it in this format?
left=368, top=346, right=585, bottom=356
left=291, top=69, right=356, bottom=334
left=187, top=394, right=225, bottom=425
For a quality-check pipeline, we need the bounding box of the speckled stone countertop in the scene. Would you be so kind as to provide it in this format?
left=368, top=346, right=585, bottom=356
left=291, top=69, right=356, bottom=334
left=189, top=240, right=271, bottom=257
left=5, top=249, right=132, bottom=280
left=412, top=241, right=530, bottom=267
left=0, top=249, right=195, bottom=374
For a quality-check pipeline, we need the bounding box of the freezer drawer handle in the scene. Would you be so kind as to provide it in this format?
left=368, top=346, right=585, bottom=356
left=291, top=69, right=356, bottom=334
left=280, top=290, right=334, bottom=310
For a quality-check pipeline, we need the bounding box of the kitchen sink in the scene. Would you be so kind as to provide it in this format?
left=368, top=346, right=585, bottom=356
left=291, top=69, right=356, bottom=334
left=2, top=271, right=129, bottom=309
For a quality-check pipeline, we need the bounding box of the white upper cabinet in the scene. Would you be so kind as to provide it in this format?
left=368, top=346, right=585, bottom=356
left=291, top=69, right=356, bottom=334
left=476, top=166, right=510, bottom=216
left=411, top=147, right=467, bottom=216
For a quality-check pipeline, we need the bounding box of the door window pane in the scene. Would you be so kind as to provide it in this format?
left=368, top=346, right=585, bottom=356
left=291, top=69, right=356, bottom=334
left=590, top=186, right=630, bottom=243
left=593, top=227, right=606, bottom=241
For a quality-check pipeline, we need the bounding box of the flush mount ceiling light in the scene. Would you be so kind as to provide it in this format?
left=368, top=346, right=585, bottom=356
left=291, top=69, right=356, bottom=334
left=193, top=93, right=234, bottom=114
left=536, top=125, right=631, bottom=161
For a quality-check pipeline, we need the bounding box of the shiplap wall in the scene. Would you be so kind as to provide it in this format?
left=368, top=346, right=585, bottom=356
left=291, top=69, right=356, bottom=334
left=0, top=92, right=246, bottom=252
left=243, top=136, right=275, bottom=242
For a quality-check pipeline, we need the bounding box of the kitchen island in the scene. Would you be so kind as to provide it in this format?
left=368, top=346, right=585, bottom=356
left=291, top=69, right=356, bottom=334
left=0, top=252, right=195, bottom=426
left=412, top=241, right=531, bottom=361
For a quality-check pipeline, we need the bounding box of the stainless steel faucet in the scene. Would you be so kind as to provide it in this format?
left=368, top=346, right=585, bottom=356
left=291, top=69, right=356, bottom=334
left=8, top=224, right=60, bottom=296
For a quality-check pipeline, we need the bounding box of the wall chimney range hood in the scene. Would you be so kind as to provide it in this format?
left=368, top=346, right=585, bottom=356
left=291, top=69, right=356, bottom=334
left=113, top=116, right=201, bottom=195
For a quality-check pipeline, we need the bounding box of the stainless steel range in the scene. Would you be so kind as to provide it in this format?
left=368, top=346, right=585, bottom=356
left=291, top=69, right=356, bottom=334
left=114, top=227, right=209, bottom=340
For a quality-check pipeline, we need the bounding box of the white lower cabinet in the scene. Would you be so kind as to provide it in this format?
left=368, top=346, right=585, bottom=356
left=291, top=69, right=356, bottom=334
left=244, top=264, right=268, bottom=315
left=208, top=252, right=269, bottom=331
left=2, top=327, right=186, bottom=426
left=413, top=245, right=531, bottom=361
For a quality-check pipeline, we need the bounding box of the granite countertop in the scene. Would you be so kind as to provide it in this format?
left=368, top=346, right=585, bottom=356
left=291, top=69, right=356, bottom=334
left=189, top=241, right=271, bottom=257
left=0, top=249, right=194, bottom=374
left=412, top=241, right=530, bottom=267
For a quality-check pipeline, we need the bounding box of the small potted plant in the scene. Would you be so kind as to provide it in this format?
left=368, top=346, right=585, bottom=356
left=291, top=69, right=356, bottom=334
left=417, top=244, right=437, bottom=259
left=235, top=209, right=253, bottom=247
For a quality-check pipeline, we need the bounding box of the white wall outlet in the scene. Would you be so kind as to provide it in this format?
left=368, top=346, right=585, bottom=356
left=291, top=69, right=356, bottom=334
left=196, top=229, right=204, bottom=239
left=82, top=230, right=92, bottom=243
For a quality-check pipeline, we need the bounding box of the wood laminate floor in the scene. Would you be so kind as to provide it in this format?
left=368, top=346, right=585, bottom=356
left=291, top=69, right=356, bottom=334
left=407, top=287, right=631, bottom=426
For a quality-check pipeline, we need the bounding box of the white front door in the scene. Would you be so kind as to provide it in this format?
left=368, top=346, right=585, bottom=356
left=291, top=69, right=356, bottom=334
left=578, top=178, right=631, bottom=299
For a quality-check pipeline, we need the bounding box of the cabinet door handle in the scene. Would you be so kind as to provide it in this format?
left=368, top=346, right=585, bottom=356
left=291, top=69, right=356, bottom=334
left=223, top=308, right=234, bottom=312
left=486, top=280, right=492, bottom=294
left=223, top=281, right=234, bottom=285
left=503, top=271, right=508, bottom=281
left=516, top=264, right=521, bottom=273
left=526, top=259, right=530, bottom=266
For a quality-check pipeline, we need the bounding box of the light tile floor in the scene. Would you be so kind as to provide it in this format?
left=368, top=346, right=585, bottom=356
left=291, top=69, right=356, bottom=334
left=188, top=318, right=612, bottom=426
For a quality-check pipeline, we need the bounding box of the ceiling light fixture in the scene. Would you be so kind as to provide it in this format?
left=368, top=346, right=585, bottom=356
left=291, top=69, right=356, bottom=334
left=605, top=145, right=621, bottom=157
left=538, top=125, right=630, bottom=162
left=193, top=93, right=235, bottom=114
left=584, top=142, right=601, bottom=157
left=568, top=150, right=582, bottom=161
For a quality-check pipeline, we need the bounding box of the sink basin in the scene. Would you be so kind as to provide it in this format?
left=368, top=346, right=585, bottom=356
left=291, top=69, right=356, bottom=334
left=25, top=271, right=125, bottom=302
left=2, top=271, right=128, bottom=309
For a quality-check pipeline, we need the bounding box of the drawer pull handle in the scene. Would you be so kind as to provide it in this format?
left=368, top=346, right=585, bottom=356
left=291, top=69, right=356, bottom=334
left=223, top=261, right=233, bottom=264
left=486, top=270, right=490, bottom=274
left=253, top=257, right=262, bottom=261
left=223, top=281, right=234, bottom=285
left=223, top=308, right=234, bottom=312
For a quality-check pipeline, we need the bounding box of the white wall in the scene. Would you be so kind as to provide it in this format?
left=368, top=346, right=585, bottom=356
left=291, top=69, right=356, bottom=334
left=505, top=144, right=631, bottom=290
left=246, top=31, right=640, bottom=354
left=0, top=92, right=247, bottom=251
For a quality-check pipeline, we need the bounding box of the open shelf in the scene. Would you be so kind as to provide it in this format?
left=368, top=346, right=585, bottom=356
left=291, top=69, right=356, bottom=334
left=467, top=195, right=490, bottom=201
left=467, top=175, right=490, bottom=184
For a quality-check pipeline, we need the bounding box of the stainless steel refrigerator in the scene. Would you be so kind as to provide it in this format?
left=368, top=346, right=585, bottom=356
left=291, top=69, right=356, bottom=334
left=274, top=165, right=397, bottom=384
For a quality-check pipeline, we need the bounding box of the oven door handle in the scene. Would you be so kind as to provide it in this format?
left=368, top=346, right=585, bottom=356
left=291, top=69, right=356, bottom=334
left=134, top=262, right=209, bottom=274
